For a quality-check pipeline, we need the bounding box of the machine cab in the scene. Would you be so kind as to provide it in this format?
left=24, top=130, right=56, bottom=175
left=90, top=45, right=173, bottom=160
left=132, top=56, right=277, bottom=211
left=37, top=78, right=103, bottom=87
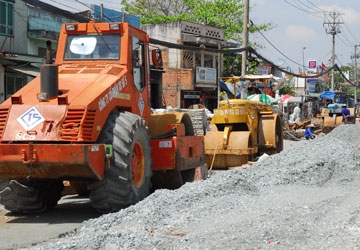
left=55, top=22, right=149, bottom=94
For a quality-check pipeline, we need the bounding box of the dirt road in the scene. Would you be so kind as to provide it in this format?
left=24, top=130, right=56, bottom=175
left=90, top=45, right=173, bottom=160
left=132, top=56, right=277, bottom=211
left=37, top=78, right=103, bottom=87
left=0, top=138, right=312, bottom=250
left=0, top=195, right=98, bottom=250
left=20, top=125, right=360, bottom=250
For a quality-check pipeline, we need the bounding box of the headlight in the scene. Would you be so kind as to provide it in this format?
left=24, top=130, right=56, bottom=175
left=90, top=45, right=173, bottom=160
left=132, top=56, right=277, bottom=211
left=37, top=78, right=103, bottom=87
left=65, top=24, right=76, bottom=31
left=109, top=23, right=120, bottom=30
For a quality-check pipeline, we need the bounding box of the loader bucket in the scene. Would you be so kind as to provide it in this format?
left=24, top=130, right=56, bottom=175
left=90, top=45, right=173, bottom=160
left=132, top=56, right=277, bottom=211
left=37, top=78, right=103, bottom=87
left=204, top=130, right=255, bottom=169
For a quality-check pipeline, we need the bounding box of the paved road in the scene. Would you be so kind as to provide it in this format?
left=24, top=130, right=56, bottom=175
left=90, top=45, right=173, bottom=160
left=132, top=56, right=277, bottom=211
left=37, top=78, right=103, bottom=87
left=0, top=195, right=99, bottom=250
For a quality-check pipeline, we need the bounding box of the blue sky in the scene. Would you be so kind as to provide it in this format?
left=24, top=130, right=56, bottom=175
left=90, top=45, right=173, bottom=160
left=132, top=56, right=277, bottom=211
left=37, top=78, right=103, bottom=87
left=43, top=0, right=360, bottom=73
left=251, top=0, right=360, bottom=73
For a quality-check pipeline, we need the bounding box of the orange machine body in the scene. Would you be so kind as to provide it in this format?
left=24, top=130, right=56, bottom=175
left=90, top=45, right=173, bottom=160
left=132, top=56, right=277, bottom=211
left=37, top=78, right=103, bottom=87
left=0, top=21, right=205, bottom=182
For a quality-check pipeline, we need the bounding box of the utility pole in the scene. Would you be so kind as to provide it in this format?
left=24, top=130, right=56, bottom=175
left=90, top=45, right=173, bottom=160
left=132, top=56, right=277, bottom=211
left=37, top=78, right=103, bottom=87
left=355, top=45, right=360, bottom=104
left=302, top=47, right=306, bottom=74
left=323, top=12, right=343, bottom=91
left=241, top=0, right=249, bottom=76
left=100, top=4, right=104, bottom=22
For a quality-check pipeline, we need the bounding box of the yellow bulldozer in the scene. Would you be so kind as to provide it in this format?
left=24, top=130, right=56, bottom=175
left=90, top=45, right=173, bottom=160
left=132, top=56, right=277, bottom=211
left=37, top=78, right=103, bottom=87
left=204, top=76, right=283, bottom=169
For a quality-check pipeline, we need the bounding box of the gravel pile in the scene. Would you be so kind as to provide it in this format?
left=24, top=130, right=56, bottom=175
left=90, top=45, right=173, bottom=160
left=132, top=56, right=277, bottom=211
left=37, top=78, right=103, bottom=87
left=26, top=124, right=360, bottom=250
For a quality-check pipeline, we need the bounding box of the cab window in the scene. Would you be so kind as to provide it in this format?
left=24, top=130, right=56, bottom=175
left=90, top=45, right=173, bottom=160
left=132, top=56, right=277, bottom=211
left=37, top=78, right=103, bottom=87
left=132, top=36, right=145, bottom=91
left=64, top=34, right=120, bottom=60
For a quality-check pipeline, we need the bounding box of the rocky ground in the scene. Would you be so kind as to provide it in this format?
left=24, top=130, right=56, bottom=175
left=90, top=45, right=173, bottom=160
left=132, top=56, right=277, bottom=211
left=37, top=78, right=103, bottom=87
left=19, top=124, right=360, bottom=250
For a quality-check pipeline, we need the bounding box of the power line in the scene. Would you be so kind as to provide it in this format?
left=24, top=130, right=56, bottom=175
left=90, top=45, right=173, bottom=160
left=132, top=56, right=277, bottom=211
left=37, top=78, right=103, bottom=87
left=343, top=23, right=360, bottom=45
left=294, top=0, right=323, bottom=15
left=335, top=54, right=345, bottom=68
left=13, top=8, right=62, bottom=31
left=304, top=0, right=327, bottom=12
left=250, top=21, right=303, bottom=68
left=318, top=50, right=332, bottom=64
left=73, top=0, right=93, bottom=10
left=259, top=31, right=302, bottom=67
left=282, top=0, right=322, bottom=16
left=338, top=33, right=354, bottom=48
left=44, top=0, right=84, bottom=13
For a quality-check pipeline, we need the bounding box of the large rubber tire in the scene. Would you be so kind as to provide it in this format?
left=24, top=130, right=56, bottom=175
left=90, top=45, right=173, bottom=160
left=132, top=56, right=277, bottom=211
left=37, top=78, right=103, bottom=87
left=0, top=180, right=8, bottom=191
left=0, top=180, right=63, bottom=214
left=88, top=111, right=152, bottom=214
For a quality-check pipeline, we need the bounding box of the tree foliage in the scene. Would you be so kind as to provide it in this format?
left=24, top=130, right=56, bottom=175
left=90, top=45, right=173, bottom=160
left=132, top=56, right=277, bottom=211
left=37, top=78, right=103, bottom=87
left=121, top=0, right=192, bottom=24
left=122, top=0, right=271, bottom=42
left=335, top=65, right=353, bottom=90
left=279, top=81, right=295, bottom=96
left=122, top=0, right=272, bottom=75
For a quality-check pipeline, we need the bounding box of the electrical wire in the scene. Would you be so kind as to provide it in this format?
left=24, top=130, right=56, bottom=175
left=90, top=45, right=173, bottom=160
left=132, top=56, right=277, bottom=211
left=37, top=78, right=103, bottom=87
left=250, top=21, right=303, bottom=68
left=72, top=0, right=122, bottom=12
left=294, top=0, right=324, bottom=16
left=268, top=1, right=357, bottom=76
left=11, top=0, right=359, bottom=86
left=73, top=0, right=93, bottom=10
left=45, top=0, right=84, bottom=13
left=305, top=0, right=327, bottom=12
left=259, top=32, right=301, bottom=67
left=14, top=8, right=61, bottom=31
left=338, top=34, right=354, bottom=48
left=149, top=37, right=348, bottom=82
left=283, top=0, right=360, bottom=53
left=343, top=23, right=360, bottom=45
left=318, top=51, right=332, bottom=64
left=282, top=0, right=322, bottom=16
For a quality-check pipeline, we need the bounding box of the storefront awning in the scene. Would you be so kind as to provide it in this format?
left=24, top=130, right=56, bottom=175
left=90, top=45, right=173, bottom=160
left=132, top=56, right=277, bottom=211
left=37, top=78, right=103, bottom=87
left=7, top=65, right=40, bottom=77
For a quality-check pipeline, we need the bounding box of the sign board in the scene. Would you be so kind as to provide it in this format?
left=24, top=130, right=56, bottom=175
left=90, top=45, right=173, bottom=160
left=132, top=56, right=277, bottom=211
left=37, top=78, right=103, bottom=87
left=183, top=91, right=200, bottom=99
left=195, top=67, right=217, bottom=85
left=257, top=65, right=272, bottom=75
left=308, top=60, right=317, bottom=70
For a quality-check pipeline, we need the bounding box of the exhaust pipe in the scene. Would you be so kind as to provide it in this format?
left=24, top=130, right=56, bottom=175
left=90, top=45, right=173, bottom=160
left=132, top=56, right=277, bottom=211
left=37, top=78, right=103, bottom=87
left=38, top=40, right=58, bottom=101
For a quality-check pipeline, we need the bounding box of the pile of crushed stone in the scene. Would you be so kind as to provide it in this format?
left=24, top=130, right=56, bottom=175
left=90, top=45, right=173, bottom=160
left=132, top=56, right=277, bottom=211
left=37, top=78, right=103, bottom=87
left=26, top=125, right=360, bottom=250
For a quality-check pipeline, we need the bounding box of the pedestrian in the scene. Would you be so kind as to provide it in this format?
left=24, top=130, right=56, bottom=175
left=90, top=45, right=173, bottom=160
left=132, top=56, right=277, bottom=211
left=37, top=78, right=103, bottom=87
left=304, top=124, right=315, bottom=140
left=341, top=104, right=350, bottom=124
left=289, top=104, right=301, bottom=123
left=247, top=82, right=261, bottom=95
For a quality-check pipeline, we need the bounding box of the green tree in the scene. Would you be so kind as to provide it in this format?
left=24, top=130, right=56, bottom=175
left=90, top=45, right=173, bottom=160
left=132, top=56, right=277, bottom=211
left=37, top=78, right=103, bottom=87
left=333, top=65, right=353, bottom=92
left=122, top=0, right=272, bottom=74
left=279, top=80, right=295, bottom=96
left=121, top=0, right=192, bottom=24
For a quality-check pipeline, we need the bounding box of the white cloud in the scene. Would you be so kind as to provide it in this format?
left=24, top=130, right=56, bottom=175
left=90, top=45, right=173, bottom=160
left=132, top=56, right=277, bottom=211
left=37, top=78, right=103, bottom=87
left=319, top=5, right=360, bottom=24
left=285, top=25, right=317, bottom=42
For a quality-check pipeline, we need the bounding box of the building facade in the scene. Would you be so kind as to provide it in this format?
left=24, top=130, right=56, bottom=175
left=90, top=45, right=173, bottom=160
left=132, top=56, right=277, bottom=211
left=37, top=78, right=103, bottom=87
left=0, top=0, right=88, bottom=103
left=142, top=21, right=226, bottom=111
left=1, top=1, right=226, bottom=111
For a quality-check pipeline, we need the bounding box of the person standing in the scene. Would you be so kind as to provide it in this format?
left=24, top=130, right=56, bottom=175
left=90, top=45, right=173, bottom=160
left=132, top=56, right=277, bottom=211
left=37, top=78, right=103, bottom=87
left=290, top=104, right=301, bottom=123
left=341, top=104, right=350, bottom=124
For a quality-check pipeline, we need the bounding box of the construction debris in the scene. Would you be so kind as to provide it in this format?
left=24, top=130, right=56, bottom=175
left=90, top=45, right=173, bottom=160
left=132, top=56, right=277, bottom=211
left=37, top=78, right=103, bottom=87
left=284, top=118, right=323, bottom=140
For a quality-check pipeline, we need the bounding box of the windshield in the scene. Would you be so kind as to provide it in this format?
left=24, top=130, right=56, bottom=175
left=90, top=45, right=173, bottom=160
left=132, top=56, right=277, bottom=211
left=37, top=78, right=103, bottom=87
left=64, top=34, right=120, bottom=60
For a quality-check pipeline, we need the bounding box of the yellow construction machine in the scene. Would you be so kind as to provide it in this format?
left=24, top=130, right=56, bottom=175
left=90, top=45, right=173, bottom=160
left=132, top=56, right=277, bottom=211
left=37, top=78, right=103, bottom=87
left=319, top=91, right=355, bottom=132
left=204, top=76, right=283, bottom=169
